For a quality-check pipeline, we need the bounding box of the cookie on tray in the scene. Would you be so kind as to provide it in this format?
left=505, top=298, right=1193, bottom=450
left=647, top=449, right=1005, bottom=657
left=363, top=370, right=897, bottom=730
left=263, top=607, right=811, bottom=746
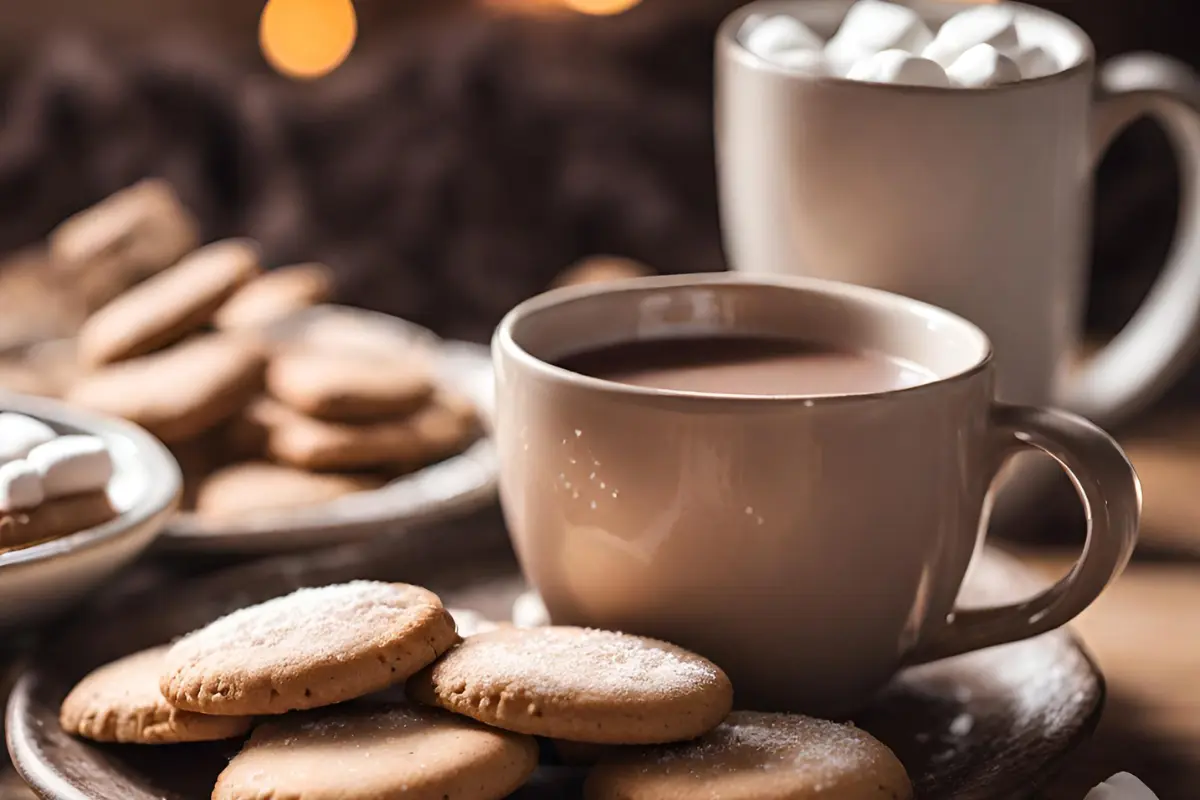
left=407, top=626, right=732, bottom=744
left=244, top=395, right=476, bottom=472
left=67, top=334, right=266, bottom=444
left=213, top=704, right=538, bottom=800
left=77, top=238, right=260, bottom=366
left=213, top=263, right=334, bottom=332
left=584, top=711, right=913, bottom=800
left=193, top=462, right=385, bottom=519
left=266, top=348, right=435, bottom=422
left=60, top=646, right=252, bottom=745
left=160, top=581, right=457, bottom=716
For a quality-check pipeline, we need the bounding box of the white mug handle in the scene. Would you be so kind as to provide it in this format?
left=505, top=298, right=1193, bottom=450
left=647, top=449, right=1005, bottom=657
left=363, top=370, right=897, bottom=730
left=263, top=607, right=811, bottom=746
left=1064, top=53, right=1200, bottom=426
left=908, top=404, right=1139, bottom=665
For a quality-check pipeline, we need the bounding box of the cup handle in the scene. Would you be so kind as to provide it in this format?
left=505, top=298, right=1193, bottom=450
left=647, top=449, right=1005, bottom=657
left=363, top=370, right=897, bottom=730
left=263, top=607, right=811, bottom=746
left=907, top=404, right=1139, bottom=665
left=1064, top=53, right=1200, bottom=425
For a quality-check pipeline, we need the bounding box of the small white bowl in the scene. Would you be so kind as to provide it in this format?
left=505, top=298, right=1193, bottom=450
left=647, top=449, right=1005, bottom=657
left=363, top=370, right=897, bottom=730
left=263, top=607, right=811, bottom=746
left=0, top=395, right=180, bottom=631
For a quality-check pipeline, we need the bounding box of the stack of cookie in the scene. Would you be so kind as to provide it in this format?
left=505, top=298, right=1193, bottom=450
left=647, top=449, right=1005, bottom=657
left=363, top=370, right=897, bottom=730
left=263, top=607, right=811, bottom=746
left=59, top=238, right=477, bottom=520
left=60, top=581, right=913, bottom=800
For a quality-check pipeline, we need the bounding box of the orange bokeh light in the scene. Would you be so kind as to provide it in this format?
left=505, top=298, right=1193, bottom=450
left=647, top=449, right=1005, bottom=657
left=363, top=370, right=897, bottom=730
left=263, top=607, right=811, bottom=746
left=260, top=0, right=358, bottom=80
left=562, top=0, right=642, bottom=15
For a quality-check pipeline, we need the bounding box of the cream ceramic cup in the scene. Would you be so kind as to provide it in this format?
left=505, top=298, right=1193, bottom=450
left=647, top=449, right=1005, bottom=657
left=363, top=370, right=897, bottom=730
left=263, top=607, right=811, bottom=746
left=717, top=0, right=1200, bottom=427
left=493, top=274, right=1138, bottom=715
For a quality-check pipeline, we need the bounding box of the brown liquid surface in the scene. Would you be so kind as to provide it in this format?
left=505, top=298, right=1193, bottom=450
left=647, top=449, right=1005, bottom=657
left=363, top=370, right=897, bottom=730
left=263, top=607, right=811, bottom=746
left=556, top=336, right=933, bottom=396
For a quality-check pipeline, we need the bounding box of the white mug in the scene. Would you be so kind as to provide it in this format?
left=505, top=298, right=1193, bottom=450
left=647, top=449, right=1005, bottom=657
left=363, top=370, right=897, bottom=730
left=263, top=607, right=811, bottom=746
left=493, top=274, right=1138, bottom=714
left=717, top=0, right=1200, bottom=425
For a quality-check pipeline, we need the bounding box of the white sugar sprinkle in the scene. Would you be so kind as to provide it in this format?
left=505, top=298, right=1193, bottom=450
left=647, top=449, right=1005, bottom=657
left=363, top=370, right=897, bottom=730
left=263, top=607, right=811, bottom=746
left=171, top=581, right=440, bottom=663
left=651, top=711, right=893, bottom=776
left=464, top=627, right=723, bottom=700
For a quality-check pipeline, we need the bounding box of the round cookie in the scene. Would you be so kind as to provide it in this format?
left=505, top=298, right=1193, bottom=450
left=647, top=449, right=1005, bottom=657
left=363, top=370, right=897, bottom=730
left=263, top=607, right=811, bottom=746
left=161, top=581, right=458, bottom=716
left=213, top=704, right=538, bottom=800
left=407, top=626, right=732, bottom=744
left=213, top=262, right=334, bottom=332
left=60, top=646, right=252, bottom=744
left=193, top=462, right=384, bottom=519
left=266, top=348, right=434, bottom=422
left=246, top=394, right=477, bottom=472
left=583, top=711, right=913, bottom=800
left=67, top=334, right=266, bottom=444
left=77, top=238, right=261, bottom=366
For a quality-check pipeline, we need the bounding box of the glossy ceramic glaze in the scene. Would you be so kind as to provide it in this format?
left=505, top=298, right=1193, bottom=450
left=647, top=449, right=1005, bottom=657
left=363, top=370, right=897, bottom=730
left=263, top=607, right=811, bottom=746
left=493, top=274, right=1138, bottom=714
left=718, top=0, right=1200, bottom=428
left=0, top=394, right=180, bottom=630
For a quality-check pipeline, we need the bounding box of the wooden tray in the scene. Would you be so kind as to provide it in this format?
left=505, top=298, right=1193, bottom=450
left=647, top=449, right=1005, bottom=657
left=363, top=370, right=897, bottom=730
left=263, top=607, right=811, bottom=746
left=5, top=511, right=1104, bottom=799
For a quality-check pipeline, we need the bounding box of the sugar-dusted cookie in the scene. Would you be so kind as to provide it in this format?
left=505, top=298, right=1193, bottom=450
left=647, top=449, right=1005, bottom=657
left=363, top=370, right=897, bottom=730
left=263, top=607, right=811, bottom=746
left=407, top=626, right=733, bottom=744
left=214, top=263, right=335, bottom=332
left=266, top=348, right=435, bottom=422
left=584, top=711, right=913, bottom=800
left=244, top=394, right=476, bottom=472
left=213, top=704, right=538, bottom=800
left=77, top=238, right=261, bottom=366
left=194, top=462, right=384, bottom=518
left=0, top=491, right=117, bottom=552
left=161, top=581, right=458, bottom=716
left=60, top=646, right=252, bottom=744
left=67, top=335, right=265, bottom=444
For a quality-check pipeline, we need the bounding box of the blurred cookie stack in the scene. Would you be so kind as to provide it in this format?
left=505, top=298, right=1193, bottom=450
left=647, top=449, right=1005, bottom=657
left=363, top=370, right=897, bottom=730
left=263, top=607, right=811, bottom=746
left=0, top=181, right=478, bottom=521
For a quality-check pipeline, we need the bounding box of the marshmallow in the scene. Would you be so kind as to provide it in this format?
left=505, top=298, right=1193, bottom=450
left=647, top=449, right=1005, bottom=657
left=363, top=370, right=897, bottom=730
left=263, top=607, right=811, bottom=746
left=26, top=435, right=114, bottom=500
left=825, top=0, right=934, bottom=75
left=0, top=413, right=57, bottom=464
left=1085, top=773, right=1160, bottom=800
left=923, top=5, right=1021, bottom=67
left=512, top=590, right=551, bottom=628
left=743, top=15, right=824, bottom=59
left=772, top=48, right=831, bottom=75
left=0, top=460, right=44, bottom=512
left=947, top=44, right=1022, bottom=88
left=1016, top=44, right=1060, bottom=79
left=846, top=49, right=950, bottom=87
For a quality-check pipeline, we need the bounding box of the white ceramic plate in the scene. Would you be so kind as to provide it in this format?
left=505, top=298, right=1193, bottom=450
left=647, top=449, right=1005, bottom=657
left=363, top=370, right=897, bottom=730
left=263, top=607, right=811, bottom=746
left=0, top=395, right=180, bottom=631
left=158, top=306, right=499, bottom=556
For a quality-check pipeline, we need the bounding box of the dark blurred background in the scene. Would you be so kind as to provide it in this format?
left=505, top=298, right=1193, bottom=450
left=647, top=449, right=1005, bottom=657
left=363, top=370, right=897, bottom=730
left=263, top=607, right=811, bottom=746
left=0, top=0, right=1193, bottom=352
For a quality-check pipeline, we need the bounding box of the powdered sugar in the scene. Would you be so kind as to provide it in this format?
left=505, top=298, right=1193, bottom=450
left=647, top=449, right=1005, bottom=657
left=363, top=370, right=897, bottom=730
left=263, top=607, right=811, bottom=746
left=458, top=627, right=724, bottom=700
left=652, top=711, right=892, bottom=776
left=170, top=581, right=442, bottom=664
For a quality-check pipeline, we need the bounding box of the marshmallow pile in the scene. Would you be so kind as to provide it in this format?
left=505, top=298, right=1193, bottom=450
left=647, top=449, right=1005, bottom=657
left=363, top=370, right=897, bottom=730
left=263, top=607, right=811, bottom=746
left=0, top=413, right=114, bottom=514
left=741, top=0, right=1060, bottom=88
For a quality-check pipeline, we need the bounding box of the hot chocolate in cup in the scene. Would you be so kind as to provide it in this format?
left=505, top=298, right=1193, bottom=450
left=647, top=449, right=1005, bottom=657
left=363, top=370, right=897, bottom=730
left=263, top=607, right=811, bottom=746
left=492, top=273, right=1138, bottom=715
